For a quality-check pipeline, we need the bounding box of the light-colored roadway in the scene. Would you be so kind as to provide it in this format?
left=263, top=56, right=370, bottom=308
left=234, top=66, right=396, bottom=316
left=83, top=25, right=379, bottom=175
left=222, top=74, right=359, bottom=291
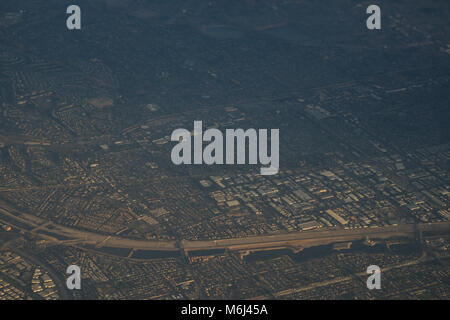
left=1, top=203, right=449, bottom=252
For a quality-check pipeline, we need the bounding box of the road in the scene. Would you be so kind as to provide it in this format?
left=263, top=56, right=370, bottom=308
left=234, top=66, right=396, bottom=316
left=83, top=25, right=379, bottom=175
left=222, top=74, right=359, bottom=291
left=251, top=254, right=447, bottom=299
left=1, top=202, right=449, bottom=253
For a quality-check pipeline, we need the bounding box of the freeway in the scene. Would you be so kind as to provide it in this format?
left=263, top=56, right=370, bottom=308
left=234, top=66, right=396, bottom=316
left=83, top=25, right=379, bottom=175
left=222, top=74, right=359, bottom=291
left=0, top=205, right=178, bottom=250
left=1, top=202, right=449, bottom=253
left=181, top=222, right=450, bottom=251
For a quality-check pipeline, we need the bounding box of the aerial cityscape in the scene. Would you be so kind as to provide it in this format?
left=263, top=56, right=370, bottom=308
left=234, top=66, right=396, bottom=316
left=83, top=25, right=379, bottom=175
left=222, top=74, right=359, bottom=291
left=0, top=0, right=449, bottom=301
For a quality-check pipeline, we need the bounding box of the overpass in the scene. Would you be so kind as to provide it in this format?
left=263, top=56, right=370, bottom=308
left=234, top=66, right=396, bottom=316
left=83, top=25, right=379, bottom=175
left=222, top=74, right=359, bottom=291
left=1, top=202, right=449, bottom=254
